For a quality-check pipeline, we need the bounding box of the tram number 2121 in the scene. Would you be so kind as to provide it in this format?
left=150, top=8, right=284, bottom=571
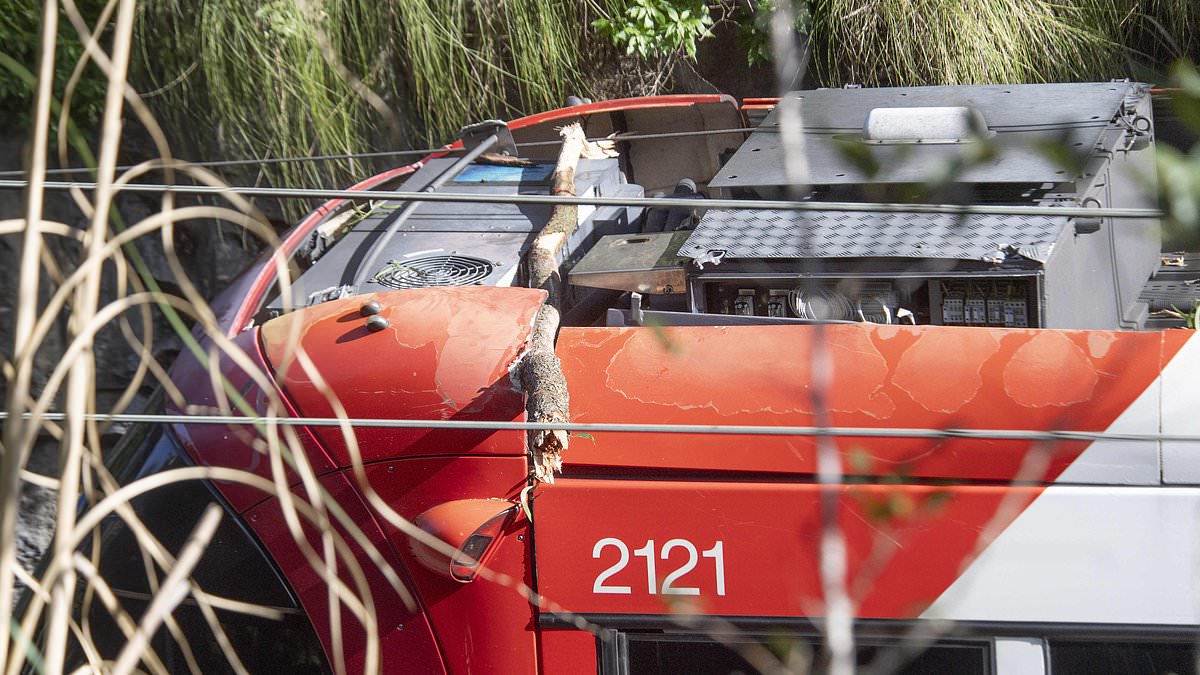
left=591, top=538, right=726, bottom=596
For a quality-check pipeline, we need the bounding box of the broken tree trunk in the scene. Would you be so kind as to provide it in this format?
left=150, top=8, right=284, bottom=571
left=521, top=303, right=571, bottom=482
left=520, top=123, right=615, bottom=482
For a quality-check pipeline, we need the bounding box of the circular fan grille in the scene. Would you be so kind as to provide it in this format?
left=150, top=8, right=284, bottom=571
left=373, top=255, right=494, bottom=289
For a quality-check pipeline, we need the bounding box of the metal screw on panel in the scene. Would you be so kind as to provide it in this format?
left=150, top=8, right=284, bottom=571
left=360, top=301, right=382, bottom=316
left=517, top=535, right=525, bottom=542
left=365, top=314, right=390, bottom=332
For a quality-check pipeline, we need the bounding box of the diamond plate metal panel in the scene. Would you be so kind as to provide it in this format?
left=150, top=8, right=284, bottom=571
left=678, top=209, right=1069, bottom=262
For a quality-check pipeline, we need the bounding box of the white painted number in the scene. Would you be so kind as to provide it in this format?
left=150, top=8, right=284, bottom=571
left=590, top=538, right=727, bottom=596
left=633, top=540, right=658, bottom=594
left=702, top=541, right=726, bottom=596
left=592, top=538, right=632, bottom=594
left=660, top=539, right=700, bottom=595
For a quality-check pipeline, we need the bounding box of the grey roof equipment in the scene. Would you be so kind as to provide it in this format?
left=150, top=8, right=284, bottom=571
left=710, top=82, right=1139, bottom=187
left=678, top=209, right=1069, bottom=263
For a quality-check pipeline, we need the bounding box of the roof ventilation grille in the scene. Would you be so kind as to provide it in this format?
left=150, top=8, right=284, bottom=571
left=373, top=255, right=494, bottom=289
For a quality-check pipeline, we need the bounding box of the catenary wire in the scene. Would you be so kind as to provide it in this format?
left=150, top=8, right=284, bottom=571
left=0, top=119, right=1115, bottom=178
left=2, top=411, right=1197, bottom=444
left=0, top=178, right=1166, bottom=219
left=0, top=127, right=763, bottom=177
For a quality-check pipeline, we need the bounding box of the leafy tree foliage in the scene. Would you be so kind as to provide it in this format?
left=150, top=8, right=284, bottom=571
left=594, top=0, right=714, bottom=59
left=0, top=0, right=108, bottom=128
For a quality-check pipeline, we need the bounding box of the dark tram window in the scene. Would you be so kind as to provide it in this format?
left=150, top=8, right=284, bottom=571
left=1049, top=640, right=1198, bottom=675
left=621, top=633, right=990, bottom=675
left=74, top=422, right=331, bottom=674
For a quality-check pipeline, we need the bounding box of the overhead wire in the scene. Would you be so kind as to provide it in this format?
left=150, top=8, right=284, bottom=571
left=2, top=411, right=1197, bottom=444
left=0, top=116, right=1118, bottom=178
left=0, top=177, right=1166, bottom=219
left=0, top=127, right=761, bottom=178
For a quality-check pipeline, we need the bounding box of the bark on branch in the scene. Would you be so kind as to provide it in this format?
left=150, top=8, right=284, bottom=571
left=521, top=304, right=570, bottom=482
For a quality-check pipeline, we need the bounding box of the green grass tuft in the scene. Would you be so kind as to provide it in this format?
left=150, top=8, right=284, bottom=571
left=131, top=0, right=621, bottom=219
left=804, top=0, right=1198, bottom=87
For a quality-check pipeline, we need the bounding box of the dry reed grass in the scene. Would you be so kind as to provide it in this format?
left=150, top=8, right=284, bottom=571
left=2, top=2, right=1196, bottom=675
left=0, top=2, right=502, bottom=672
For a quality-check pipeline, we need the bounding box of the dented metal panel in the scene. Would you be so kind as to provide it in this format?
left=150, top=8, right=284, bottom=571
left=258, top=286, right=546, bottom=467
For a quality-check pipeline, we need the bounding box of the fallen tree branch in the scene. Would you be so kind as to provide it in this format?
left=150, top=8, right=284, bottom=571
left=520, top=123, right=615, bottom=482
left=522, top=305, right=570, bottom=482
left=526, top=123, right=616, bottom=302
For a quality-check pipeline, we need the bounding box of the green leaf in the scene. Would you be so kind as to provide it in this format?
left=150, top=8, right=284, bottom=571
left=590, top=0, right=715, bottom=61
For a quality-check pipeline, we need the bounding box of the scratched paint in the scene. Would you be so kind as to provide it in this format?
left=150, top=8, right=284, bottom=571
left=258, top=286, right=546, bottom=466
left=1087, top=331, right=1117, bottom=359
left=557, top=321, right=1178, bottom=483
left=600, top=326, right=896, bottom=418
left=1003, top=331, right=1099, bottom=408
left=890, top=328, right=1000, bottom=414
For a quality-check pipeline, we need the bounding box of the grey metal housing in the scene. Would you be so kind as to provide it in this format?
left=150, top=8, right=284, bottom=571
left=267, top=157, right=639, bottom=313
left=684, top=82, right=1161, bottom=330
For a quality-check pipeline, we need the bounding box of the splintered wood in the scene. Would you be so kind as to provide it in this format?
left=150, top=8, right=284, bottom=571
left=521, top=304, right=570, bottom=482
left=521, top=123, right=615, bottom=483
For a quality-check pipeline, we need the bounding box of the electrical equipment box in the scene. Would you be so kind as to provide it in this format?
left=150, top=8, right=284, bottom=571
left=678, top=82, right=1160, bottom=329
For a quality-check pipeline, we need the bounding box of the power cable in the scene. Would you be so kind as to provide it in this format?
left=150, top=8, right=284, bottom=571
left=1, top=411, right=1195, bottom=444
left=0, top=178, right=1165, bottom=219
left=0, top=118, right=1112, bottom=178
left=0, top=127, right=760, bottom=178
